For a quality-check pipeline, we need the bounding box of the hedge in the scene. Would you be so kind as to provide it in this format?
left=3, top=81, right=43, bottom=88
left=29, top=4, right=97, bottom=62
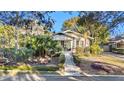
left=112, top=48, right=124, bottom=54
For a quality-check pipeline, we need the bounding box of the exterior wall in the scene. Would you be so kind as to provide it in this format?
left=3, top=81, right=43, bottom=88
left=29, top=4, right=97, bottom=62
left=53, top=31, right=90, bottom=52
left=117, top=41, right=124, bottom=48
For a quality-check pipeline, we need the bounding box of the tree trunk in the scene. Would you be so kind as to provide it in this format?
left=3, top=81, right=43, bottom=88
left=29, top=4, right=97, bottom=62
left=15, top=29, right=19, bottom=50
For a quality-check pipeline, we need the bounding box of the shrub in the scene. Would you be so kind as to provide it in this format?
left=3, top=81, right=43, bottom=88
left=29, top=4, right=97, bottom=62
left=112, top=48, right=124, bottom=54
left=75, top=47, right=84, bottom=56
left=90, top=43, right=103, bottom=55
left=73, top=55, right=81, bottom=66
left=4, top=48, right=34, bottom=62
left=26, top=35, right=62, bottom=57
left=58, top=53, right=65, bottom=69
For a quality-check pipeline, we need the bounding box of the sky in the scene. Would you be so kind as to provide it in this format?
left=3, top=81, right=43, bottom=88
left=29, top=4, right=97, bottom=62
left=49, top=12, right=124, bottom=37
left=49, top=12, right=79, bottom=32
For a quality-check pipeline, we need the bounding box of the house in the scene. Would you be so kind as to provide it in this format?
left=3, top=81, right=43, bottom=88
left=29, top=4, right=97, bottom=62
left=52, top=30, right=90, bottom=52
left=110, top=34, right=124, bottom=49
left=102, top=34, right=124, bottom=52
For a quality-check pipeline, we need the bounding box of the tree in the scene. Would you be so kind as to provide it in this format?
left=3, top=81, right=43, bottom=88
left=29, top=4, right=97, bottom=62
left=0, top=11, right=54, bottom=50
left=62, top=15, right=110, bottom=55
left=79, top=11, right=124, bottom=33
left=0, top=25, right=15, bottom=48
left=62, top=17, right=79, bottom=31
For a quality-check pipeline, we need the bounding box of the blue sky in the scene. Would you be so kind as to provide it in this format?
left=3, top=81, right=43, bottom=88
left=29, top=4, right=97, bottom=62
left=49, top=12, right=124, bottom=37
left=49, top=12, right=79, bottom=32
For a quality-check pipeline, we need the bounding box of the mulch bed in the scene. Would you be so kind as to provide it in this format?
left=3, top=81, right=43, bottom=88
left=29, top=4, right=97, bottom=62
left=25, top=57, right=60, bottom=66
left=0, top=56, right=60, bottom=67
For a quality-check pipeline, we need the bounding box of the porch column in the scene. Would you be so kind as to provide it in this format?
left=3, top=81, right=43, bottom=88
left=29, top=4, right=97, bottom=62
left=70, top=40, right=73, bottom=51
left=74, top=39, right=77, bottom=48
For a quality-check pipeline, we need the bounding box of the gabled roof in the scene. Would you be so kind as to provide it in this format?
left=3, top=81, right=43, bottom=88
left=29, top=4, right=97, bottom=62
left=53, top=30, right=94, bottom=40
left=53, top=30, right=84, bottom=40
left=110, top=33, right=124, bottom=42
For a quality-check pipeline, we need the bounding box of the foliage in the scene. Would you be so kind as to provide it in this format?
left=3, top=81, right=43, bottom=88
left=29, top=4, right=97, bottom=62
left=62, top=17, right=79, bottom=30
left=0, top=12, right=54, bottom=50
left=112, top=48, right=124, bottom=54
left=90, top=43, right=103, bottom=55
left=26, top=35, right=62, bottom=57
left=58, top=53, right=65, bottom=69
left=0, top=12, right=54, bottom=30
left=0, top=25, right=15, bottom=48
left=62, top=15, right=110, bottom=55
left=0, top=64, right=32, bottom=70
left=79, top=11, right=124, bottom=32
left=75, top=47, right=84, bottom=56
left=4, top=48, right=34, bottom=62
left=73, top=54, right=81, bottom=66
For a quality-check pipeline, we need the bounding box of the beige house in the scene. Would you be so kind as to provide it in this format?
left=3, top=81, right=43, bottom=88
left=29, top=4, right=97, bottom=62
left=110, top=34, right=124, bottom=49
left=52, top=30, right=90, bottom=52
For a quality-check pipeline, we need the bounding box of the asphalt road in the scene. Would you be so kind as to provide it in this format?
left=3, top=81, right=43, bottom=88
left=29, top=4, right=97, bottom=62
left=1, top=73, right=124, bottom=81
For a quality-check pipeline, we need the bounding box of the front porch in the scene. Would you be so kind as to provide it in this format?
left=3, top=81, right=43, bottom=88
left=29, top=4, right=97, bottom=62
left=52, top=31, right=87, bottom=52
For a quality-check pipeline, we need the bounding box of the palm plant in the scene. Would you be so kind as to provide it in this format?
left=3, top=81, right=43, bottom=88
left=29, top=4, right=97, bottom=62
left=26, top=35, right=62, bottom=58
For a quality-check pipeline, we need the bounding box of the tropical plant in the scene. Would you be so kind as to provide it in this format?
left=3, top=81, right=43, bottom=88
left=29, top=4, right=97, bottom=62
left=26, top=35, right=62, bottom=57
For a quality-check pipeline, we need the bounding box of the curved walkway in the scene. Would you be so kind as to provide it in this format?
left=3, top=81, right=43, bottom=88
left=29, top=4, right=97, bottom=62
left=64, top=51, right=81, bottom=76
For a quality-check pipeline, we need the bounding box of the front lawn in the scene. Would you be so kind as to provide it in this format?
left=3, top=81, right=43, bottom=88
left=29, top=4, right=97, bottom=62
left=73, top=54, right=124, bottom=75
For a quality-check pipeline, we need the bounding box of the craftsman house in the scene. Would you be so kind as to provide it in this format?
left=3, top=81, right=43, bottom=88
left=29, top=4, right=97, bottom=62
left=52, top=30, right=90, bottom=52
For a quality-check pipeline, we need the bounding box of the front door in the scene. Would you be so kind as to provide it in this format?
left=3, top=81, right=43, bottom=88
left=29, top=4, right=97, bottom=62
left=64, top=41, right=71, bottom=51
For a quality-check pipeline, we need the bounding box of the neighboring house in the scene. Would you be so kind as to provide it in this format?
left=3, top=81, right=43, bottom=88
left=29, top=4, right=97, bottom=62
left=103, top=34, right=124, bottom=52
left=19, top=20, right=52, bottom=36
left=110, top=34, right=124, bottom=49
left=20, top=20, right=45, bottom=35
left=52, top=30, right=90, bottom=52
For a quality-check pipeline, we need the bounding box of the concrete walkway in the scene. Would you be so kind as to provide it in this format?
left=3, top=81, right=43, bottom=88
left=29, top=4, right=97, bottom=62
left=64, top=51, right=81, bottom=76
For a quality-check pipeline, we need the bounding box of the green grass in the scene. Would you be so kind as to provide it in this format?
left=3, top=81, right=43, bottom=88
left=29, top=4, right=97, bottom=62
left=0, top=64, right=32, bottom=70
